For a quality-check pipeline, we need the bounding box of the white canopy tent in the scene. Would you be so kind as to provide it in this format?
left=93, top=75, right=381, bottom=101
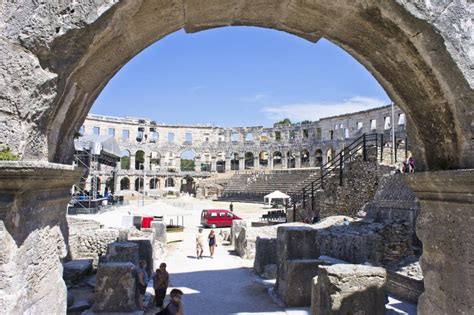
left=264, top=190, right=290, bottom=206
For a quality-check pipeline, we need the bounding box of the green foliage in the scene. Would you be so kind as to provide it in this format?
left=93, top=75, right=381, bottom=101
left=276, top=118, right=292, bottom=125
left=120, top=156, right=130, bottom=169
left=301, top=120, right=312, bottom=124
left=181, top=159, right=195, bottom=171
left=0, top=148, right=19, bottom=161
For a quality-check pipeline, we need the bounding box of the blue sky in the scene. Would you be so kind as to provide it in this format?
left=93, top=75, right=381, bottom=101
left=91, top=27, right=390, bottom=127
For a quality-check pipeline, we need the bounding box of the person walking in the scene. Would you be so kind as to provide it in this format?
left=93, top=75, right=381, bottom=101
left=196, top=228, right=204, bottom=259
left=208, top=230, right=217, bottom=258
left=153, top=263, right=169, bottom=309
left=136, top=260, right=149, bottom=311
left=158, top=288, right=184, bottom=315
left=229, top=202, right=234, bottom=213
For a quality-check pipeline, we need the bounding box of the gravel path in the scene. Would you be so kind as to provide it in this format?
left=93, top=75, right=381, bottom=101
left=144, top=198, right=309, bottom=315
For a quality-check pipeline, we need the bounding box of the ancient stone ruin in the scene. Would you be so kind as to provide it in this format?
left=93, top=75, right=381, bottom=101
left=0, top=1, right=472, bottom=314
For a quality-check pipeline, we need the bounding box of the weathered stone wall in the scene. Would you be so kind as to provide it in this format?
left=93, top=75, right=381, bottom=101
left=297, top=153, right=393, bottom=221
left=312, top=264, right=387, bottom=315
left=0, top=162, right=82, bottom=314
left=365, top=173, right=420, bottom=233
left=0, top=0, right=471, bottom=168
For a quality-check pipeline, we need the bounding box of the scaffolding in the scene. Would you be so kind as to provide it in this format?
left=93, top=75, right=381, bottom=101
left=69, top=135, right=121, bottom=214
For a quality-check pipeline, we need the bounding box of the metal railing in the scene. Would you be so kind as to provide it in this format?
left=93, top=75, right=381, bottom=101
left=288, top=133, right=380, bottom=221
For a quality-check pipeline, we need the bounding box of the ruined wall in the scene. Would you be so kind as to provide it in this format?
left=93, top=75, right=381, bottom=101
left=297, top=153, right=393, bottom=221
left=365, top=173, right=421, bottom=232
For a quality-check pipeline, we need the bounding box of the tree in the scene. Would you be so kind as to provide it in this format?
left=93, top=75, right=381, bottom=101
left=180, top=159, right=195, bottom=171
left=120, top=156, right=130, bottom=169
left=276, top=118, right=292, bottom=125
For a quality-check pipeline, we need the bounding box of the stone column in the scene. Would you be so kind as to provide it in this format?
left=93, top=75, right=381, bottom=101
left=0, top=162, right=83, bottom=314
left=254, top=156, right=260, bottom=170
left=211, top=157, right=217, bottom=172
left=269, top=157, right=273, bottom=170
left=130, top=155, right=136, bottom=170
left=403, top=170, right=474, bottom=315
left=239, top=158, right=245, bottom=171
left=309, top=156, right=315, bottom=167
left=282, top=157, right=288, bottom=169
left=295, top=154, right=301, bottom=168
left=195, top=156, right=201, bottom=172
left=225, top=158, right=231, bottom=172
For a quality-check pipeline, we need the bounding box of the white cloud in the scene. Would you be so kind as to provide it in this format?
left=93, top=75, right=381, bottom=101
left=242, top=92, right=268, bottom=102
left=262, top=96, right=389, bottom=122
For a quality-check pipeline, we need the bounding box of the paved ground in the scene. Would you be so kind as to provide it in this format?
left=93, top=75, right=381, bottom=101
left=79, top=196, right=416, bottom=314
left=142, top=198, right=309, bottom=315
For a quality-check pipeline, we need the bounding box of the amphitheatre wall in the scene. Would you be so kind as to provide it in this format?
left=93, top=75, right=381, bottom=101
left=82, top=105, right=407, bottom=194
left=0, top=1, right=472, bottom=314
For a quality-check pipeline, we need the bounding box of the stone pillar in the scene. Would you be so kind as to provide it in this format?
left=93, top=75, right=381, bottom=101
left=403, top=170, right=474, bottom=315
left=239, top=158, right=245, bottom=171
left=0, top=162, right=82, bottom=314
left=130, top=155, right=136, bottom=170
left=295, top=153, right=301, bottom=168
left=309, top=156, right=315, bottom=167
left=269, top=157, right=273, bottom=170
left=225, top=158, right=231, bottom=172
left=195, top=157, right=201, bottom=172
left=282, top=157, right=288, bottom=169
left=211, top=157, right=217, bottom=172
left=114, top=175, right=120, bottom=193
left=254, top=156, right=260, bottom=170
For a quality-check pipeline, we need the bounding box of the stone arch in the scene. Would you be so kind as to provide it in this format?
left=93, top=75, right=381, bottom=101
left=259, top=151, right=269, bottom=168
left=120, top=177, right=130, bottom=190
left=216, top=152, right=226, bottom=173
left=314, top=149, right=323, bottom=167
left=120, top=149, right=131, bottom=170
left=1, top=4, right=472, bottom=314
left=165, top=177, right=175, bottom=188
left=245, top=152, right=254, bottom=169
left=230, top=152, right=239, bottom=171
left=29, top=2, right=470, bottom=171
left=180, top=149, right=196, bottom=171
left=135, top=150, right=145, bottom=170
left=287, top=151, right=296, bottom=169
left=149, top=177, right=159, bottom=190
left=301, top=149, right=310, bottom=167
left=326, top=147, right=336, bottom=163
left=150, top=151, right=161, bottom=170
left=273, top=151, right=283, bottom=169
left=134, top=177, right=144, bottom=192
left=180, top=175, right=195, bottom=194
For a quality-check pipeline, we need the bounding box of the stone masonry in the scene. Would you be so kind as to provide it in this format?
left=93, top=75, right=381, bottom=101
left=0, top=1, right=473, bottom=314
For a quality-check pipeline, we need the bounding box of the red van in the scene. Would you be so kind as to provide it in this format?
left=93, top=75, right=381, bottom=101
left=201, top=209, right=241, bottom=228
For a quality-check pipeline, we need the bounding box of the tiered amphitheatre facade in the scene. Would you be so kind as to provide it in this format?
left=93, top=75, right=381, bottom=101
left=82, top=105, right=407, bottom=195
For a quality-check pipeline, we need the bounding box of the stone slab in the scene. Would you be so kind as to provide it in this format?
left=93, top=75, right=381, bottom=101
left=63, top=259, right=93, bottom=282
left=105, top=241, right=139, bottom=266
left=312, top=264, right=386, bottom=315
left=91, top=262, right=138, bottom=312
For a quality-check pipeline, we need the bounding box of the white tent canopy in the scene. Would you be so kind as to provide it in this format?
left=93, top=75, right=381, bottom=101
left=264, top=190, right=290, bottom=206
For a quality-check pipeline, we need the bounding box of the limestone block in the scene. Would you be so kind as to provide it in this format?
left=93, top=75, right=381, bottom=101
left=129, top=239, right=153, bottom=276
left=254, top=237, right=277, bottom=275
left=105, top=242, right=139, bottom=266
left=91, top=262, right=138, bottom=312
left=404, top=170, right=474, bottom=315
left=313, top=264, right=386, bottom=315
left=63, top=259, right=93, bottom=282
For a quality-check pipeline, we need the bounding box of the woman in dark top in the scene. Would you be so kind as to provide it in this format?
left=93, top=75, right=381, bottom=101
left=208, top=230, right=216, bottom=258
